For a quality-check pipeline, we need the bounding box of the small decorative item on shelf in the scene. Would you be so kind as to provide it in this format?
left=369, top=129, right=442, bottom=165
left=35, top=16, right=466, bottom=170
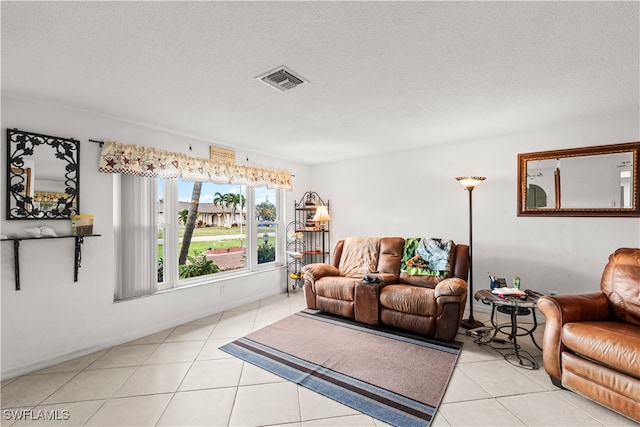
left=289, top=271, right=304, bottom=280
left=287, top=230, right=304, bottom=241
left=24, top=225, right=58, bottom=238
left=305, top=215, right=315, bottom=228
left=24, top=227, right=41, bottom=238
left=71, top=214, right=95, bottom=236
left=312, top=205, right=331, bottom=230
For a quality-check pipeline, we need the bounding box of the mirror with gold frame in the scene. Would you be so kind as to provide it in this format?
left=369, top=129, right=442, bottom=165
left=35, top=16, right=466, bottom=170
left=6, top=128, right=80, bottom=220
left=517, top=142, right=639, bottom=217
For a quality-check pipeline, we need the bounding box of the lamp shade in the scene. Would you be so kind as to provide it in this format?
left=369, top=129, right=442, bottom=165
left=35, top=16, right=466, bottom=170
left=312, top=205, right=331, bottom=222
left=455, top=176, right=486, bottom=189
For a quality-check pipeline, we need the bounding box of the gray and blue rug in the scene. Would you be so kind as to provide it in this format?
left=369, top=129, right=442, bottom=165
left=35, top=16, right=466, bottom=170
left=220, top=310, right=462, bottom=427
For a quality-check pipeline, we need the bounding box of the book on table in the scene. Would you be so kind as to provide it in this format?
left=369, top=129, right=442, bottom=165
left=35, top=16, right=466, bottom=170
left=491, top=287, right=526, bottom=296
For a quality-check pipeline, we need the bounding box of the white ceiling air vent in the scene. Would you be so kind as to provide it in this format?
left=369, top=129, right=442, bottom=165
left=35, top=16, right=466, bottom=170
left=257, top=66, right=307, bottom=92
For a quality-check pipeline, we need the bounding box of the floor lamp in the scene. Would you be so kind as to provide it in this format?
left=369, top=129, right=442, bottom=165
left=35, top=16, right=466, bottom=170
left=456, top=176, right=486, bottom=330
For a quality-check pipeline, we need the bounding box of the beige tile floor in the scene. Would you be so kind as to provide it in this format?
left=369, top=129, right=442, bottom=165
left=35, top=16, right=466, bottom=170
left=1, top=291, right=636, bottom=427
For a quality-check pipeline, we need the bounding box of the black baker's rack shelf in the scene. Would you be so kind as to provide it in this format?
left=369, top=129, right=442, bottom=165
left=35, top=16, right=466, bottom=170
left=1, top=234, right=101, bottom=290
left=285, top=191, right=330, bottom=295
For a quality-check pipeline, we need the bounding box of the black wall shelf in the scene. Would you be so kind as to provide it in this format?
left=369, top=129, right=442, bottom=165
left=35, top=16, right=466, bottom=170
left=1, top=234, right=101, bottom=290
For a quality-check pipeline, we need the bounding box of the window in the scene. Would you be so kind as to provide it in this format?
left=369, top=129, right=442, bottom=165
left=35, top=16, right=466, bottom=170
left=117, top=176, right=282, bottom=298
left=157, top=179, right=166, bottom=284
left=256, top=188, right=279, bottom=265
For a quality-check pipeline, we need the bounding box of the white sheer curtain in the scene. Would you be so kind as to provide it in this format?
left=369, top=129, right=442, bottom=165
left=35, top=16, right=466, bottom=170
left=114, top=174, right=158, bottom=300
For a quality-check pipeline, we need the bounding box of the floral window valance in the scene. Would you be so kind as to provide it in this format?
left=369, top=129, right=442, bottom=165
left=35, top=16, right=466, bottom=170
left=98, top=141, right=292, bottom=190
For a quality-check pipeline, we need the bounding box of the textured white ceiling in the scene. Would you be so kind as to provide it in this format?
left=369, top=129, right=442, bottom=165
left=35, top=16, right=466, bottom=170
left=2, top=1, right=638, bottom=165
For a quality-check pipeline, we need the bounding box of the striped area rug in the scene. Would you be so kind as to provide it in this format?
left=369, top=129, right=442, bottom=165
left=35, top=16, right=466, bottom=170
left=220, top=310, right=461, bottom=427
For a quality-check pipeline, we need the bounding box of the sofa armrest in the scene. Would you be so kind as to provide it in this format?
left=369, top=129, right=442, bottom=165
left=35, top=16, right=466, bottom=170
left=302, top=264, right=341, bottom=310
left=302, top=263, right=340, bottom=284
left=538, top=293, right=611, bottom=323
left=355, top=281, right=383, bottom=326
left=434, top=277, right=467, bottom=298
left=537, top=293, right=610, bottom=380
left=434, top=278, right=467, bottom=320
left=433, top=278, right=467, bottom=341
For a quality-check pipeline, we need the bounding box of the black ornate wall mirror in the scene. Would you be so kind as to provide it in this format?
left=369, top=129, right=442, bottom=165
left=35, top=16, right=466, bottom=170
left=518, top=142, right=639, bottom=217
left=6, top=128, right=80, bottom=219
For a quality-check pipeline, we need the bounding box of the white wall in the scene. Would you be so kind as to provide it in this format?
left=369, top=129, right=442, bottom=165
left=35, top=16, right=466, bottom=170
left=311, top=112, right=640, bottom=304
left=1, top=95, right=311, bottom=379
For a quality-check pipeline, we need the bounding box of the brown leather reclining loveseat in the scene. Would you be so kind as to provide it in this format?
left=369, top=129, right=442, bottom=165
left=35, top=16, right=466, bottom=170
left=537, top=248, right=640, bottom=422
left=302, top=237, right=469, bottom=341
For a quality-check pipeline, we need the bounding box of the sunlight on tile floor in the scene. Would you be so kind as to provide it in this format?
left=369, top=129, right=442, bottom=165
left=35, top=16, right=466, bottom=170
left=1, top=290, right=636, bottom=426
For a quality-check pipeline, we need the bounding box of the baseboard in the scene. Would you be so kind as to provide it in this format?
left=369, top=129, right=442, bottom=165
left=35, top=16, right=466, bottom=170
left=1, top=287, right=284, bottom=381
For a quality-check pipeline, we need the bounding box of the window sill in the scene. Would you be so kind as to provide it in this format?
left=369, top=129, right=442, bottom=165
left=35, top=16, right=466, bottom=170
left=114, top=264, right=284, bottom=303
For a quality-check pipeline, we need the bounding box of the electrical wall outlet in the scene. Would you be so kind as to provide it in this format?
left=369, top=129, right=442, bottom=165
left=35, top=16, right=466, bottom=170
left=220, top=283, right=225, bottom=293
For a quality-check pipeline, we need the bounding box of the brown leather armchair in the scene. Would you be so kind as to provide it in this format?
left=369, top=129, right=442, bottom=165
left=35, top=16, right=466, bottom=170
left=537, top=248, right=640, bottom=422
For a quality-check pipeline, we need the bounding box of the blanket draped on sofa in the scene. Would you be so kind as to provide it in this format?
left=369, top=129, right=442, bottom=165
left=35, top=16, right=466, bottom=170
left=401, top=237, right=453, bottom=276
left=339, top=237, right=380, bottom=278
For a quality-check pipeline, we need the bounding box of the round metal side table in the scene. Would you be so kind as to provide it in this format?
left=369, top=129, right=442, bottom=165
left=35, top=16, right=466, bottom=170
left=474, top=289, right=542, bottom=369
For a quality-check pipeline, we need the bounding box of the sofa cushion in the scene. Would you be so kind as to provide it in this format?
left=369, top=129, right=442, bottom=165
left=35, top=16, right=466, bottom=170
left=561, top=352, right=640, bottom=420
left=398, top=272, right=446, bottom=289
left=380, top=309, right=435, bottom=336
left=316, top=277, right=359, bottom=301
left=600, top=248, right=640, bottom=326
left=317, top=297, right=354, bottom=319
left=562, top=321, right=640, bottom=379
left=377, top=237, right=405, bottom=275
left=379, top=284, right=436, bottom=316
left=338, top=237, right=380, bottom=278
